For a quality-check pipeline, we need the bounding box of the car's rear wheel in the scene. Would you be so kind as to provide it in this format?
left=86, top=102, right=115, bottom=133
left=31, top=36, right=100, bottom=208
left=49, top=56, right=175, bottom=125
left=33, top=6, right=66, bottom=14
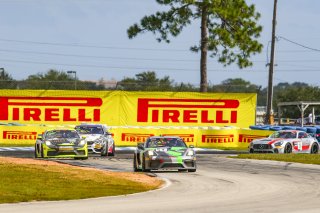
left=188, top=169, right=196, bottom=172
left=310, top=143, right=319, bottom=154
left=284, top=143, right=292, bottom=153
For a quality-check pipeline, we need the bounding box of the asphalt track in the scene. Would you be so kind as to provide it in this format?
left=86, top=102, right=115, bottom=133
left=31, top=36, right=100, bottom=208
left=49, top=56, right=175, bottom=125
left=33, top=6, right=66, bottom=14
left=1, top=150, right=320, bottom=213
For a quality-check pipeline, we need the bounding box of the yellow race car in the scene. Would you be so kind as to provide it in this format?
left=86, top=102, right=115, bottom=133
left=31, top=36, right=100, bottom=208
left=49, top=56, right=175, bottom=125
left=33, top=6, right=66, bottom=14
left=35, top=128, right=88, bottom=159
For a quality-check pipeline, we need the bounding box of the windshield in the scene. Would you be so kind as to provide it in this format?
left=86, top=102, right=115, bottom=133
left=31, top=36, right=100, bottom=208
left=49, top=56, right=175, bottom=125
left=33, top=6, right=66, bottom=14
left=146, top=138, right=187, bottom=148
left=75, top=126, right=104, bottom=134
left=46, top=130, right=79, bottom=139
left=269, top=131, right=297, bottom=139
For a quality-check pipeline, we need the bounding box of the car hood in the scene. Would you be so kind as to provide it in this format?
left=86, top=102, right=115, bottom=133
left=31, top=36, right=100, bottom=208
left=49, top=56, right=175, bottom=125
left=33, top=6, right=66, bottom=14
left=149, top=147, right=188, bottom=157
left=47, top=138, right=80, bottom=145
left=252, top=138, right=291, bottom=145
left=79, top=134, right=101, bottom=141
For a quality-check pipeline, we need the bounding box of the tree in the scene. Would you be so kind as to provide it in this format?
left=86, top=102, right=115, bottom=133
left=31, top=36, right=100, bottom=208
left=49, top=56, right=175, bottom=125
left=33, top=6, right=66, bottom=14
left=0, top=68, right=17, bottom=89
left=25, top=69, right=76, bottom=90
left=127, top=0, right=263, bottom=92
left=118, top=71, right=174, bottom=91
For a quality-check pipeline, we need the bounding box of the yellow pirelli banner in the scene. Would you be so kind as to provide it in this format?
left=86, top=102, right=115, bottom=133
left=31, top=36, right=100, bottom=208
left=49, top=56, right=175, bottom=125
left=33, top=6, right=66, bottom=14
left=0, top=125, right=274, bottom=147
left=0, top=90, right=256, bottom=128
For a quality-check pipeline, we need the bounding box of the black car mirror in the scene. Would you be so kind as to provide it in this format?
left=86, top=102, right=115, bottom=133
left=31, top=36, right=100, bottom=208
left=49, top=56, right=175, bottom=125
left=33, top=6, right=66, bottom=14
left=137, top=143, right=144, bottom=150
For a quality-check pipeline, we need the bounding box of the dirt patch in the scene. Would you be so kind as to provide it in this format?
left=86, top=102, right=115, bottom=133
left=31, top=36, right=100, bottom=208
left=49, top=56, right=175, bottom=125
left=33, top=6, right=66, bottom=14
left=0, top=157, right=163, bottom=188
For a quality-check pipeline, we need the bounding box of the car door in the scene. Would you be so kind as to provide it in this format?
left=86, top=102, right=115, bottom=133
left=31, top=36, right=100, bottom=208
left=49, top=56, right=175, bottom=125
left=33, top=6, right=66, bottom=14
left=299, top=132, right=311, bottom=153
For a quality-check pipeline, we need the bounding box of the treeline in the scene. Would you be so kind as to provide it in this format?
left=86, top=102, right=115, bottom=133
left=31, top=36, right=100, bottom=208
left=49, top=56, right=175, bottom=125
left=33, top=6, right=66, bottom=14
left=1, top=69, right=320, bottom=118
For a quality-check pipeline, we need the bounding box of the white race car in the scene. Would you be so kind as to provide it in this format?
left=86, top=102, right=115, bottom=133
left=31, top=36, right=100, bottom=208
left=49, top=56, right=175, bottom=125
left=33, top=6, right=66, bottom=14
left=75, top=124, right=115, bottom=156
left=249, top=130, right=319, bottom=154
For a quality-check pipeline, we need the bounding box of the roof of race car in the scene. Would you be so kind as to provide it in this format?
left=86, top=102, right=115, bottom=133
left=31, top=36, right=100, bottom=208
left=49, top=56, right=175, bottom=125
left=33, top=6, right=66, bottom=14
left=148, top=136, right=182, bottom=139
left=75, top=124, right=107, bottom=127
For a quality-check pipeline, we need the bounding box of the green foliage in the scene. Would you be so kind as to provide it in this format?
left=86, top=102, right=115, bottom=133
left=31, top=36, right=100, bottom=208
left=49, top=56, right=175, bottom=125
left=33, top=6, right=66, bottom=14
left=209, top=78, right=261, bottom=93
left=0, top=69, right=17, bottom=89
left=127, top=0, right=263, bottom=91
left=117, top=71, right=174, bottom=91
left=273, top=82, right=320, bottom=118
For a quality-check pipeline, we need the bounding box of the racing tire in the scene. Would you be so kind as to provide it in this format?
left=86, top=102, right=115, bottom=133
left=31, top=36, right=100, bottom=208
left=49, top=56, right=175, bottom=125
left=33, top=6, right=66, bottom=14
left=284, top=143, right=292, bottom=153
left=40, top=144, right=44, bottom=158
left=142, top=155, right=150, bottom=172
left=75, top=157, right=88, bottom=160
left=133, top=154, right=139, bottom=172
left=310, top=143, right=319, bottom=154
left=249, top=148, right=254, bottom=153
left=101, top=143, right=108, bottom=157
left=109, top=145, right=115, bottom=157
left=34, top=144, right=38, bottom=158
left=188, top=169, right=197, bottom=172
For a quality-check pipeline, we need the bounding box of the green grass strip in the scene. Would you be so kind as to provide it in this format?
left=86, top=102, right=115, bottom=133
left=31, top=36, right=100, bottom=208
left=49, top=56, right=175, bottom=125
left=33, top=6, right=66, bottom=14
left=232, top=154, right=320, bottom=165
left=0, top=158, right=162, bottom=203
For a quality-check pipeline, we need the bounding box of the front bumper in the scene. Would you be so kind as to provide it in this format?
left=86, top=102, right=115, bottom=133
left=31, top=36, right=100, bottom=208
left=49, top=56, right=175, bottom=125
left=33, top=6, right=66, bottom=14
left=43, top=144, right=88, bottom=158
left=145, top=156, right=196, bottom=170
left=249, top=144, right=284, bottom=153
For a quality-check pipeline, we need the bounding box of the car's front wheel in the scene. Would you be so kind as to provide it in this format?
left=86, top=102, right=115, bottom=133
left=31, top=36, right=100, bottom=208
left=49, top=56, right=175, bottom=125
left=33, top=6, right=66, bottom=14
left=142, top=155, right=150, bottom=172
left=133, top=154, right=139, bottom=172
left=34, top=144, right=38, bottom=158
left=101, top=143, right=108, bottom=156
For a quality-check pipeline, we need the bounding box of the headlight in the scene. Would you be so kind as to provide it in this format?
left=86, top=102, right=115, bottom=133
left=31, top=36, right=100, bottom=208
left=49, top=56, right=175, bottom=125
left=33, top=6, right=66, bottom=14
left=274, top=141, right=283, bottom=146
left=78, top=140, right=86, bottom=147
left=148, top=150, right=154, bottom=156
left=187, top=150, right=194, bottom=156
left=45, top=140, right=52, bottom=146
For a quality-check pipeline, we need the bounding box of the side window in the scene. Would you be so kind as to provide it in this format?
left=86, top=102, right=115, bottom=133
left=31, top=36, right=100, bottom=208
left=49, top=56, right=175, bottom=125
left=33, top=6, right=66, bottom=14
left=298, top=132, right=304, bottom=138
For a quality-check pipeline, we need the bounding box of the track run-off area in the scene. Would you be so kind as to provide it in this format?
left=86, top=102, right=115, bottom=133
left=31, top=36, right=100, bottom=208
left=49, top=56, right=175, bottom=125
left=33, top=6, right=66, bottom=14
left=1, top=150, right=320, bottom=213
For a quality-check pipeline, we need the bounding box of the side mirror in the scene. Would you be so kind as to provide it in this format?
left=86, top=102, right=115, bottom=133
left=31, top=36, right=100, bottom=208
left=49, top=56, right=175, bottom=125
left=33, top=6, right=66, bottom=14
left=37, top=134, right=43, bottom=140
left=137, top=143, right=145, bottom=150
left=81, top=136, right=87, bottom=139
left=105, top=132, right=112, bottom=136
left=189, top=145, right=194, bottom=148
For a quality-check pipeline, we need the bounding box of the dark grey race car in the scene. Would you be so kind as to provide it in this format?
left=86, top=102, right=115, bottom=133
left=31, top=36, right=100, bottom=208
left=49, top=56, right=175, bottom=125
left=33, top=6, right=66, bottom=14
left=133, top=136, right=196, bottom=172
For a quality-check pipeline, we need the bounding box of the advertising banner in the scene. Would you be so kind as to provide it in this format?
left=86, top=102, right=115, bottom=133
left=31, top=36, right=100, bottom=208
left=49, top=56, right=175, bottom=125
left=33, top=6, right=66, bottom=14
left=0, top=90, right=256, bottom=128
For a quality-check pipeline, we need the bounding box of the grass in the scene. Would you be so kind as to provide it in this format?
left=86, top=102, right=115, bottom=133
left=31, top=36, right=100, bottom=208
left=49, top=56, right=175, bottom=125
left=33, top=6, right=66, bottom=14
left=0, top=157, right=162, bottom=203
left=232, top=153, right=320, bottom=165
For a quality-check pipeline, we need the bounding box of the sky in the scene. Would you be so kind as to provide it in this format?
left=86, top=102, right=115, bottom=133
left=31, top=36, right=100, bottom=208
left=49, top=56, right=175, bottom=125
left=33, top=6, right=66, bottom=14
left=0, top=0, right=320, bottom=88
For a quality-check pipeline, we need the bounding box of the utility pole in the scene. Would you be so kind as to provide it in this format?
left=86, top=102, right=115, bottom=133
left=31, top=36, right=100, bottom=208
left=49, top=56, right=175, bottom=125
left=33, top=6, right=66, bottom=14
left=265, top=0, right=278, bottom=125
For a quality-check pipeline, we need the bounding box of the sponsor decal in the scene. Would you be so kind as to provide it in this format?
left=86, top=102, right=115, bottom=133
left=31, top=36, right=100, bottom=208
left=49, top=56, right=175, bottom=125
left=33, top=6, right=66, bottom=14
left=121, top=133, right=154, bottom=142
left=238, top=134, right=268, bottom=143
left=0, top=97, right=102, bottom=122
left=3, top=131, right=37, bottom=140
left=162, top=134, right=194, bottom=143
left=137, top=98, right=239, bottom=124
left=202, top=134, right=234, bottom=143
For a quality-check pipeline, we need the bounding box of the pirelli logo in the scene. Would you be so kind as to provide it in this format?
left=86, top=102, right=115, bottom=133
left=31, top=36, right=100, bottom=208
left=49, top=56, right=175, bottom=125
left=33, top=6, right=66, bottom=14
left=121, top=133, right=154, bottom=142
left=238, top=134, right=267, bottom=143
left=3, top=131, right=37, bottom=140
left=202, top=134, right=234, bottom=143
left=162, top=134, right=194, bottom=143
left=0, top=97, right=102, bottom=122
left=137, top=98, right=239, bottom=124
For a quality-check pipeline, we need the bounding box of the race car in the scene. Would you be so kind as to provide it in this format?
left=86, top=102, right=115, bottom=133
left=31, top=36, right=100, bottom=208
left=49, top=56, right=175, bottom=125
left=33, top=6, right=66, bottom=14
left=133, top=136, right=196, bottom=172
left=249, top=130, right=319, bottom=154
left=34, top=128, right=88, bottom=159
left=75, top=124, right=115, bottom=156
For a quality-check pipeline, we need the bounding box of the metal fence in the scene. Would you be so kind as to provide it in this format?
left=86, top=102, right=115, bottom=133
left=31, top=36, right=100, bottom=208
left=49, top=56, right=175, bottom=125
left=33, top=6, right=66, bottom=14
left=0, top=80, right=263, bottom=93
